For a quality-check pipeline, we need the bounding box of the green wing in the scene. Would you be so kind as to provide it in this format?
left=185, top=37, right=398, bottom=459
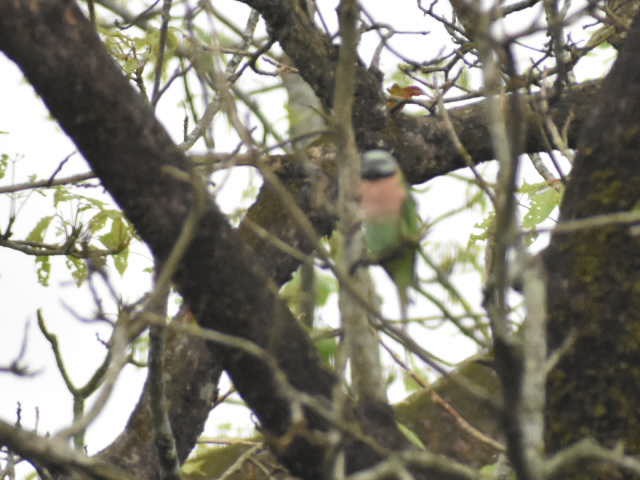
left=364, top=192, right=420, bottom=310
left=400, top=193, right=420, bottom=242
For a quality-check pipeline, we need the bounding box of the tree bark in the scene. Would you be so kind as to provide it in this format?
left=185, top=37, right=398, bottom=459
left=543, top=10, right=640, bottom=479
left=98, top=325, right=222, bottom=477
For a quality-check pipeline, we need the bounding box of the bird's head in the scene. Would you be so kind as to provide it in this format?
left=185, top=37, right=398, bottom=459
left=361, top=150, right=399, bottom=180
left=360, top=150, right=407, bottom=219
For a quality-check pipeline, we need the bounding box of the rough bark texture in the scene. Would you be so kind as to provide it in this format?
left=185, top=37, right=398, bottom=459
left=98, top=323, right=222, bottom=477
left=544, top=11, right=640, bottom=479
left=238, top=147, right=338, bottom=285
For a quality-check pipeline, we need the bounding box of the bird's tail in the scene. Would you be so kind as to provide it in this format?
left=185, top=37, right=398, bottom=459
left=397, top=286, right=410, bottom=328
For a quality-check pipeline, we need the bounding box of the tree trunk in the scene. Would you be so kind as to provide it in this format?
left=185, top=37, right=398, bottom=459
left=544, top=11, right=640, bottom=479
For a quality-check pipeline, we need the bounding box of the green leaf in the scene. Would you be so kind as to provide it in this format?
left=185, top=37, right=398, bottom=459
left=75, top=193, right=105, bottom=209
left=113, top=245, right=130, bottom=275
left=88, top=211, right=110, bottom=233
left=519, top=181, right=546, bottom=195
left=66, top=256, right=89, bottom=286
left=280, top=269, right=303, bottom=310
left=397, top=422, right=426, bottom=450
left=314, top=271, right=338, bottom=307
left=314, top=335, right=337, bottom=367
left=182, top=443, right=251, bottom=479
left=53, top=186, right=74, bottom=206
left=100, top=216, right=130, bottom=251
left=469, top=213, right=495, bottom=244
left=26, top=216, right=54, bottom=243
left=522, top=185, right=562, bottom=230
left=402, top=371, right=421, bottom=393
left=458, top=66, right=471, bottom=90
left=35, top=255, right=51, bottom=286
left=0, top=153, right=8, bottom=180
left=131, top=333, right=150, bottom=364
left=281, top=267, right=337, bottom=317
left=89, top=209, right=122, bottom=233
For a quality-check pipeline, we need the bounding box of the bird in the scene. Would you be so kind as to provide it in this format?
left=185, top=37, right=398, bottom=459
left=359, top=150, right=421, bottom=318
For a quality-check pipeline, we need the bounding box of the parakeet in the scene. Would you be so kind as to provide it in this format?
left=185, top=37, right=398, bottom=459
left=360, top=150, right=421, bottom=317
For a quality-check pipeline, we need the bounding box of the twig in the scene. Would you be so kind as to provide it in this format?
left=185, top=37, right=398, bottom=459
left=528, top=153, right=563, bottom=191
left=0, top=320, right=37, bottom=376
left=545, top=439, right=640, bottom=478
left=437, top=92, right=496, bottom=205
left=543, top=0, right=569, bottom=89
left=52, top=283, right=131, bottom=444
left=527, top=209, right=640, bottom=236
left=333, top=0, right=387, bottom=405
left=148, top=258, right=182, bottom=480
left=46, top=152, right=75, bottom=185
left=347, top=450, right=478, bottom=480
left=0, top=419, right=137, bottom=480
left=0, top=172, right=95, bottom=194
left=178, top=9, right=261, bottom=151
left=516, top=251, right=548, bottom=480
left=197, top=437, right=260, bottom=446
left=419, top=250, right=489, bottom=347
left=478, top=8, right=546, bottom=480
left=151, top=0, right=173, bottom=106
left=217, top=445, right=261, bottom=480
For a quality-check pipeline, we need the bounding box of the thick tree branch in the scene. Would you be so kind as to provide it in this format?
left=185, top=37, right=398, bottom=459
left=236, top=0, right=595, bottom=182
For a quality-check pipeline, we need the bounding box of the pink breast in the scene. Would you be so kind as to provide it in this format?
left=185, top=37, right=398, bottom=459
left=359, top=173, right=407, bottom=219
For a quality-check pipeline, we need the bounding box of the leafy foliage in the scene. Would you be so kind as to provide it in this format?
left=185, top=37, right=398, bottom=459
left=280, top=266, right=338, bottom=319
left=520, top=181, right=563, bottom=230
left=20, top=185, right=135, bottom=285
left=0, top=152, right=8, bottom=180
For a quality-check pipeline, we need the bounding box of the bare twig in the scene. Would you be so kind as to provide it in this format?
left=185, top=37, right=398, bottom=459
left=51, top=278, right=132, bottom=444
left=333, top=0, right=387, bottom=406
left=0, top=419, right=137, bottom=480
left=217, top=445, right=261, bottom=480
left=476, top=5, right=545, bottom=480
left=545, top=439, right=640, bottom=478
left=527, top=209, right=640, bottom=236
left=151, top=0, right=173, bottom=106
left=148, top=260, right=181, bottom=480
left=0, top=321, right=37, bottom=376
left=0, top=172, right=95, bottom=194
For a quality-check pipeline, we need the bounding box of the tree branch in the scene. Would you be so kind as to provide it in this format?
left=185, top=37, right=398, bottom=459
left=0, top=419, right=137, bottom=480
